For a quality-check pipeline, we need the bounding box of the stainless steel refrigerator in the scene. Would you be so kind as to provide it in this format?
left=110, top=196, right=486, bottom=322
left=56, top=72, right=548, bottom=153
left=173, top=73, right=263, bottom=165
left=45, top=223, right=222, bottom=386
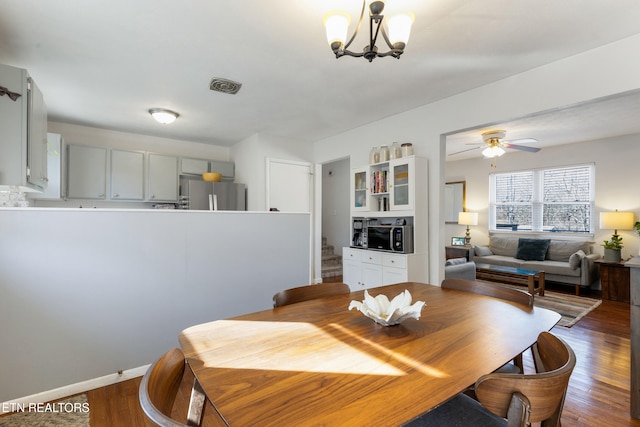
left=179, top=177, right=246, bottom=210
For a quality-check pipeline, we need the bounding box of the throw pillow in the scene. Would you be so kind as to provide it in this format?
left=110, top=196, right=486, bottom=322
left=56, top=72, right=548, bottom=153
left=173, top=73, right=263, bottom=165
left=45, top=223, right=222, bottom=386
left=569, top=250, right=586, bottom=269
left=515, top=238, right=551, bottom=261
left=474, top=246, right=493, bottom=257
left=445, top=257, right=467, bottom=266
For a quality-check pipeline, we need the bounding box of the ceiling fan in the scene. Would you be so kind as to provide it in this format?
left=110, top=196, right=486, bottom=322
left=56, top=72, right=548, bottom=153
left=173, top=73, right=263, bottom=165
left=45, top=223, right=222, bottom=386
left=449, top=130, right=540, bottom=159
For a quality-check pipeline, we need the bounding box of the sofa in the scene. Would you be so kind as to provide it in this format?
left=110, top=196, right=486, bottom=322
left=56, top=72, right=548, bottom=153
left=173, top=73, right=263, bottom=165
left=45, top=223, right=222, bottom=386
left=444, top=257, right=476, bottom=280
left=470, top=236, right=599, bottom=295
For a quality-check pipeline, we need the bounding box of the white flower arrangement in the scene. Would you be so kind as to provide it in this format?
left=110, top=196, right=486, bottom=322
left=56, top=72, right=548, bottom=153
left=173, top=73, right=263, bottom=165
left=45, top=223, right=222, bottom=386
left=349, top=289, right=425, bottom=326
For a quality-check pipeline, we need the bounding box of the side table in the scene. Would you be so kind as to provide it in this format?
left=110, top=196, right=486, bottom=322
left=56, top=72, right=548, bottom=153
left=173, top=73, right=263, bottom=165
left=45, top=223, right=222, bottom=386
left=595, top=258, right=630, bottom=303
left=445, top=245, right=471, bottom=261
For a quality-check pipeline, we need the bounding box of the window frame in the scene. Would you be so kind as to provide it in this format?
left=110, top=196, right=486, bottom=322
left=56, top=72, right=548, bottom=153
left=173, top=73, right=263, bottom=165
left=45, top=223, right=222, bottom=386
left=489, top=163, right=595, bottom=235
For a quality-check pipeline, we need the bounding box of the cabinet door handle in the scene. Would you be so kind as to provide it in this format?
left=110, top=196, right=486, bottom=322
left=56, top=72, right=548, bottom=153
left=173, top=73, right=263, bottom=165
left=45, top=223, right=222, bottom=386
left=113, top=193, right=119, bottom=198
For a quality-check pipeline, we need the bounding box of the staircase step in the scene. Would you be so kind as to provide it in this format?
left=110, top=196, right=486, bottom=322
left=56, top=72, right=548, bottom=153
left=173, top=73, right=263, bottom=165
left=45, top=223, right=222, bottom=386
left=322, top=244, right=335, bottom=256
left=321, top=264, right=343, bottom=278
left=322, top=254, right=342, bottom=266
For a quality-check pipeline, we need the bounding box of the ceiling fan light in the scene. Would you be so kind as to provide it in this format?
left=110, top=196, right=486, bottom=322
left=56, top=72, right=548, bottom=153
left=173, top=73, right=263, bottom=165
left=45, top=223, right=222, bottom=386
left=149, top=108, right=178, bottom=124
left=388, top=12, right=414, bottom=46
left=324, top=12, right=350, bottom=46
left=482, top=146, right=505, bottom=158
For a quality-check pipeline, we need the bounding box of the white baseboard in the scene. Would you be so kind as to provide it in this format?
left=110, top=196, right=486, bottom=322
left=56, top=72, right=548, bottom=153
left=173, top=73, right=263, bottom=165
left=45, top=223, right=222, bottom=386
left=1, top=364, right=150, bottom=408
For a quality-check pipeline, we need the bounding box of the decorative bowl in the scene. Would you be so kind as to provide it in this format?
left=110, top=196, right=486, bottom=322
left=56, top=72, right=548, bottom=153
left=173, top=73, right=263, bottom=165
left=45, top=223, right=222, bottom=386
left=202, top=172, right=222, bottom=182
left=349, top=289, right=425, bottom=326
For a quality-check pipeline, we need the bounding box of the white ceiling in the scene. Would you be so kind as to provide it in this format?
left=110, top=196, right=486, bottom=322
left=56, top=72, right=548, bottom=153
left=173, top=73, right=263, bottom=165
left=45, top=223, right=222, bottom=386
left=1, top=0, right=640, bottom=150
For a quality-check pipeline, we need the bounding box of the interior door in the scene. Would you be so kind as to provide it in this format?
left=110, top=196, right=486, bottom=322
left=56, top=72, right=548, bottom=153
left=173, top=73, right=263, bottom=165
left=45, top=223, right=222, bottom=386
left=266, top=158, right=312, bottom=212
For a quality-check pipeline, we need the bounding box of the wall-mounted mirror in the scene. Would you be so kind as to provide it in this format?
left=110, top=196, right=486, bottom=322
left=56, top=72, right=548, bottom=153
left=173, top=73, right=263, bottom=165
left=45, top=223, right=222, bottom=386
left=444, top=181, right=465, bottom=223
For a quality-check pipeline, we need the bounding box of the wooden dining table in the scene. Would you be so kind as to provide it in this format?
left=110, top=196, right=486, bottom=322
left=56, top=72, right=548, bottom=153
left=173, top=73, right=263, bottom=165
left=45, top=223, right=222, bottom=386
left=178, top=282, right=560, bottom=426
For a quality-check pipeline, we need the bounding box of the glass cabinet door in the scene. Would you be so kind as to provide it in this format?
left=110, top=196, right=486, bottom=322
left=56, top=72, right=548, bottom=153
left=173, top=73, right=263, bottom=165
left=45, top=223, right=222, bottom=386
left=352, top=167, right=368, bottom=211
left=390, top=157, right=414, bottom=210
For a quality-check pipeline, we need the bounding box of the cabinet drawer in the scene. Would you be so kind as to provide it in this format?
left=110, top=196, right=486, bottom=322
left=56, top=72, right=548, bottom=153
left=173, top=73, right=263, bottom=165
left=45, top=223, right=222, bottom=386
left=383, top=253, right=407, bottom=269
left=342, top=247, right=363, bottom=262
left=361, top=251, right=383, bottom=265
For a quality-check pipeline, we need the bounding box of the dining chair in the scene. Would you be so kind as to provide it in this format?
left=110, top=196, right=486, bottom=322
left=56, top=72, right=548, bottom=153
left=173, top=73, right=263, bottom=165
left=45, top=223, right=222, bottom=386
left=272, top=282, right=351, bottom=307
left=441, top=278, right=533, bottom=372
left=139, top=347, right=229, bottom=427
left=405, top=331, right=576, bottom=427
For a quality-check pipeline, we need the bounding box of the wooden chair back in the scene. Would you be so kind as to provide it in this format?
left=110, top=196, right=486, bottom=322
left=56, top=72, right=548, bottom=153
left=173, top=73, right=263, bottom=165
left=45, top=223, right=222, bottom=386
left=273, top=283, right=351, bottom=307
left=475, top=332, right=576, bottom=426
left=441, top=278, right=534, bottom=307
left=139, top=348, right=228, bottom=427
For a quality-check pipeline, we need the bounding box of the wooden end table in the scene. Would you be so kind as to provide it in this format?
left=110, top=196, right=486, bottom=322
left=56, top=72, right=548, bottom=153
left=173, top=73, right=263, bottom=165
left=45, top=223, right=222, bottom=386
left=595, top=258, right=630, bottom=303
left=475, top=263, right=545, bottom=296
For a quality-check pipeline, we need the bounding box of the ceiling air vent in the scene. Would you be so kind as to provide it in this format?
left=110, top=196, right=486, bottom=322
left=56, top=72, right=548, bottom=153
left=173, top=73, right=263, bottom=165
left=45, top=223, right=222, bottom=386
left=209, top=78, right=242, bottom=95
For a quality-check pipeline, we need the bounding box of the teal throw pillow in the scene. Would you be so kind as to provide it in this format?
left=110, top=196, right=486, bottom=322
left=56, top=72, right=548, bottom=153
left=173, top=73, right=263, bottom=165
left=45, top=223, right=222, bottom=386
left=515, top=238, right=551, bottom=261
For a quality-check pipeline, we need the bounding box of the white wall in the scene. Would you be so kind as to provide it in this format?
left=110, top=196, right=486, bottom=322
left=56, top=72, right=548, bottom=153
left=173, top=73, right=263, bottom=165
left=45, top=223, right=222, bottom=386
left=232, top=133, right=313, bottom=211
left=445, top=134, right=640, bottom=258
left=312, top=33, right=640, bottom=284
left=0, top=209, right=310, bottom=402
left=322, top=158, right=350, bottom=256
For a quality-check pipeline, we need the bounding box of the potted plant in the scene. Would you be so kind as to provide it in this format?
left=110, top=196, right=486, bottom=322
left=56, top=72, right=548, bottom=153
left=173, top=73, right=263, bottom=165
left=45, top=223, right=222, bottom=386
left=602, top=235, right=623, bottom=262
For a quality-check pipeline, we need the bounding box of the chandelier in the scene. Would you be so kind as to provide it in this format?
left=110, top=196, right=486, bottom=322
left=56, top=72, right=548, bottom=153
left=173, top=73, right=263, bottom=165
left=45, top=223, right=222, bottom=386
left=323, top=1, right=414, bottom=62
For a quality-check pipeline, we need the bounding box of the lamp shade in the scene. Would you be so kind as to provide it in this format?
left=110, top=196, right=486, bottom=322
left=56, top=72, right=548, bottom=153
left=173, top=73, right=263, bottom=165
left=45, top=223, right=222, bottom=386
left=324, top=12, right=350, bottom=45
left=599, top=211, right=634, bottom=231
left=458, top=211, right=478, bottom=226
left=149, top=108, right=178, bottom=124
left=388, top=13, right=415, bottom=45
left=481, top=146, right=505, bottom=158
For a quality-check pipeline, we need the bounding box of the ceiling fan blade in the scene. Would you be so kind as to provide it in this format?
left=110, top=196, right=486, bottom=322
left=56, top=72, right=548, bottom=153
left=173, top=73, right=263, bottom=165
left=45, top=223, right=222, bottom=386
left=504, top=138, right=538, bottom=144
left=502, top=143, right=541, bottom=153
left=448, top=146, right=481, bottom=156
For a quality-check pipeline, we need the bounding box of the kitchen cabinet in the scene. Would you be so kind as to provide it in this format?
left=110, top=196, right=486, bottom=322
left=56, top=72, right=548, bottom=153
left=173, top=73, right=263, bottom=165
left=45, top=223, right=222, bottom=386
left=180, top=157, right=209, bottom=176
left=351, top=156, right=423, bottom=215
left=0, top=63, right=48, bottom=191
left=180, top=157, right=235, bottom=179
left=343, top=247, right=413, bottom=290
left=111, top=149, right=144, bottom=200
left=209, top=160, right=235, bottom=180
left=350, top=166, right=368, bottom=211
left=147, top=153, right=178, bottom=201
left=66, top=144, right=107, bottom=199
left=369, top=156, right=416, bottom=212
left=32, top=133, right=64, bottom=200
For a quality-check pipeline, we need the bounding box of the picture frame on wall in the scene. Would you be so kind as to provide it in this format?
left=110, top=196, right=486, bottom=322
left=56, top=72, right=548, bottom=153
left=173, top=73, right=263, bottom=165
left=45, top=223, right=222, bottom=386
left=451, top=237, right=466, bottom=246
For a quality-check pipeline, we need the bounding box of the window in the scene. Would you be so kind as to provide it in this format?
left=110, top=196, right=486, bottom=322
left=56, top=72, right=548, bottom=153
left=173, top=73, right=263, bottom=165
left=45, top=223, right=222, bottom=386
left=490, top=164, right=594, bottom=233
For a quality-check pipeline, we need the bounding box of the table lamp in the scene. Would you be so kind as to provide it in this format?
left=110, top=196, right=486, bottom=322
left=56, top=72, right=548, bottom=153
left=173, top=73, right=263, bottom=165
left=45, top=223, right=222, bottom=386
left=600, top=210, right=634, bottom=239
left=458, top=211, right=478, bottom=245
left=600, top=210, right=634, bottom=262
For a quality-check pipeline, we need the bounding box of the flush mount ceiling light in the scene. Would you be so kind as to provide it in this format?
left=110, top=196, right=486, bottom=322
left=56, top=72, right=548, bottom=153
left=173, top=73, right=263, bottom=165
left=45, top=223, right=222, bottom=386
left=324, top=0, right=414, bottom=62
left=149, top=108, right=179, bottom=124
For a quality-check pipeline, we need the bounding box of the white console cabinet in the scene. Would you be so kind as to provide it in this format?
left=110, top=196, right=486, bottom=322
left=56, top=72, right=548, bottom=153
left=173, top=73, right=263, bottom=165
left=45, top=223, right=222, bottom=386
left=343, top=247, right=419, bottom=290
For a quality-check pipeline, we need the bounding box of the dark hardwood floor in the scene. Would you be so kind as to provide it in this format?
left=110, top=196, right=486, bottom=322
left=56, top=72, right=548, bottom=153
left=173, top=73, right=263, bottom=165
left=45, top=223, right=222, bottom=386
left=22, top=281, right=640, bottom=426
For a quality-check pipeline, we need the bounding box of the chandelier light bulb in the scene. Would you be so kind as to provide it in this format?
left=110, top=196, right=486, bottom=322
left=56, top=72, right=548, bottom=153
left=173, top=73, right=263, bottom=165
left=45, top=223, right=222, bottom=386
left=388, top=12, right=415, bottom=46
left=324, top=12, right=350, bottom=46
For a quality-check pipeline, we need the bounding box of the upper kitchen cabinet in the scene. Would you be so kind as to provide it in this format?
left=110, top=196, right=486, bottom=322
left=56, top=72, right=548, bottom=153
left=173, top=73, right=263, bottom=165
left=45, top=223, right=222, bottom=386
left=355, top=156, right=424, bottom=215
left=66, top=144, right=107, bottom=199
left=0, top=64, right=48, bottom=191
left=147, top=153, right=178, bottom=202
left=111, top=149, right=144, bottom=200
left=180, top=157, right=235, bottom=180
left=180, top=157, right=209, bottom=176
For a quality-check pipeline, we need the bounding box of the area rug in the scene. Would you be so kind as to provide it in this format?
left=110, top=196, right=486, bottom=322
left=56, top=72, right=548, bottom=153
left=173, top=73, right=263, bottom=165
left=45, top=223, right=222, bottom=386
left=0, top=394, right=89, bottom=427
left=496, top=284, right=602, bottom=327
